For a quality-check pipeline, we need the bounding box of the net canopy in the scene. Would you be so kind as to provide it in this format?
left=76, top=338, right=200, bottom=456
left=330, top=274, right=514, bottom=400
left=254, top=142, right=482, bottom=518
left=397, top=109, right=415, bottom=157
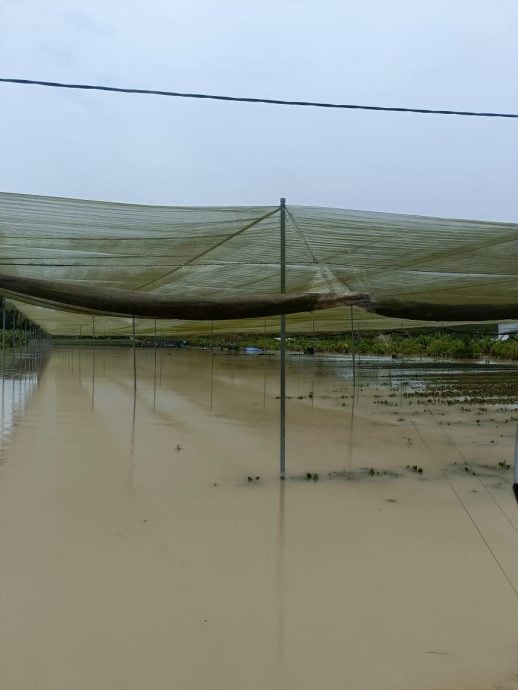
left=1, top=192, right=517, bottom=336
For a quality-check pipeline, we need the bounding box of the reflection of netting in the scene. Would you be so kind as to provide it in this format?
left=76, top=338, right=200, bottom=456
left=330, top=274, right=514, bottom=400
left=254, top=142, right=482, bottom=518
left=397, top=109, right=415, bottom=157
left=1, top=192, right=517, bottom=335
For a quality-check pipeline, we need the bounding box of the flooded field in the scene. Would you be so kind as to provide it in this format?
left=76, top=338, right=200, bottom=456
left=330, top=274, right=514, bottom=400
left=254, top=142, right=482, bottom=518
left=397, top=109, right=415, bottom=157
left=1, top=347, right=518, bottom=690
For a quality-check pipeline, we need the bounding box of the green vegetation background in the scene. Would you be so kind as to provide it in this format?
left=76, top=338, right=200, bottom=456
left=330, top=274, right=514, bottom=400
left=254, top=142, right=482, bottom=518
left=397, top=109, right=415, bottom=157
left=186, top=332, right=518, bottom=360
left=5, top=327, right=518, bottom=361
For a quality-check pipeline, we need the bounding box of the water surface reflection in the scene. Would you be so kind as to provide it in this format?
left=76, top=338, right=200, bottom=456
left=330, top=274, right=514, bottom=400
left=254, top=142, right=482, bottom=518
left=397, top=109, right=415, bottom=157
left=0, top=348, right=517, bottom=690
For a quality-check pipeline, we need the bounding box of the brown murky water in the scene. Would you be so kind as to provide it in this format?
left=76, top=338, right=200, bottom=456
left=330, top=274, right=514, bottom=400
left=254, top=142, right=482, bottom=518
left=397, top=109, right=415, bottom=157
left=1, top=347, right=518, bottom=690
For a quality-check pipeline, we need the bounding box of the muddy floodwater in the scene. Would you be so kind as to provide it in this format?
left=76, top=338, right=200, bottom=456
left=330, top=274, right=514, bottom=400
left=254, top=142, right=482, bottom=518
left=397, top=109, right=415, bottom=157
left=1, top=347, right=518, bottom=690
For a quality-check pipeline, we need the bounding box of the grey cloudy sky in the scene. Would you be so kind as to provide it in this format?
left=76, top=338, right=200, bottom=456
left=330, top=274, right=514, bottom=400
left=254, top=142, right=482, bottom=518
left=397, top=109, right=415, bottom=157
left=0, top=0, right=517, bottom=221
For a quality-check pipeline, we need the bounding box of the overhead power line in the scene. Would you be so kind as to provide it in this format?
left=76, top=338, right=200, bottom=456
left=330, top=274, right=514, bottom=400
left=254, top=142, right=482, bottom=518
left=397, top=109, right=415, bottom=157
left=1, top=78, right=517, bottom=119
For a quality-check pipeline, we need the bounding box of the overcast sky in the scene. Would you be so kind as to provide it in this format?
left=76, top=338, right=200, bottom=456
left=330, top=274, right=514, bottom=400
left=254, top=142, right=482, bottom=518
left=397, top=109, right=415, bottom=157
left=0, top=0, right=517, bottom=221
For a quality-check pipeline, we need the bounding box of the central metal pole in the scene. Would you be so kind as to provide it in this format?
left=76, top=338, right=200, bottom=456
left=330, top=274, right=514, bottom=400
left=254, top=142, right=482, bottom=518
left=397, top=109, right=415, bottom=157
left=1, top=300, right=6, bottom=399
left=1, top=300, right=5, bottom=375
left=350, top=305, right=356, bottom=387
left=91, top=316, right=96, bottom=408
left=153, top=319, right=157, bottom=409
left=513, top=420, right=518, bottom=503
left=132, top=316, right=137, bottom=393
left=280, top=197, right=286, bottom=480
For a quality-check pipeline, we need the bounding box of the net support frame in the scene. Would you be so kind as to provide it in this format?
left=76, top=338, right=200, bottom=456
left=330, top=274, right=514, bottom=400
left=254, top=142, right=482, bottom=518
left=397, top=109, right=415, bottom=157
left=280, top=198, right=286, bottom=481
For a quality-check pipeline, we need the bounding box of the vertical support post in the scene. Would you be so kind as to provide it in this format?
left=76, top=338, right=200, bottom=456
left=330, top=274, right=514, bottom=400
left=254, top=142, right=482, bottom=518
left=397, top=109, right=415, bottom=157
left=12, top=311, right=17, bottom=381
left=159, top=328, right=164, bottom=384
left=1, top=300, right=5, bottom=398
left=513, top=421, right=518, bottom=503
left=23, top=318, right=27, bottom=380
left=280, top=197, right=286, bottom=480
left=91, top=316, right=96, bottom=408
left=350, top=305, right=356, bottom=387
left=263, top=320, right=268, bottom=409
left=210, top=320, right=215, bottom=409
left=153, top=319, right=157, bottom=409
left=1, top=299, right=5, bottom=378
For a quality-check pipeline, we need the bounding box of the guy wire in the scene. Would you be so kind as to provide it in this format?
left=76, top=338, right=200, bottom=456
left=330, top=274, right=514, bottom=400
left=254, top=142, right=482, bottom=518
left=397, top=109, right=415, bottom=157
left=407, top=415, right=518, bottom=601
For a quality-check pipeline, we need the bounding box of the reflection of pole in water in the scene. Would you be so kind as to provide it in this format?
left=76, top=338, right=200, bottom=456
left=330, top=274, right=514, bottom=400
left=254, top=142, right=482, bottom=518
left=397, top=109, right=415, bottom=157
left=276, top=479, right=286, bottom=662
left=127, top=319, right=138, bottom=487
left=347, top=386, right=356, bottom=470
left=128, top=383, right=137, bottom=487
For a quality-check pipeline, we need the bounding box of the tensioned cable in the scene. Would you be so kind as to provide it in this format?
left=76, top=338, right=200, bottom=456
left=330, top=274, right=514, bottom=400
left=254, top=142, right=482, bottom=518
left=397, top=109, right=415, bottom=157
left=285, top=208, right=344, bottom=294
left=1, top=78, right=517, bottom=119
left=327, top=230, right=518, bottom=288
left=136, top=206, right=280, bottom=290
left=407, top=415, right=518, bottom=600
left=426, top=408, right=518, bottom=537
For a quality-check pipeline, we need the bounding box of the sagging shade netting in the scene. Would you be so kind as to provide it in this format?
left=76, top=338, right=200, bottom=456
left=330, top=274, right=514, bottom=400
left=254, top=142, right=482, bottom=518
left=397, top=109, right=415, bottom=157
left=1, top=192, right=517, bottom=336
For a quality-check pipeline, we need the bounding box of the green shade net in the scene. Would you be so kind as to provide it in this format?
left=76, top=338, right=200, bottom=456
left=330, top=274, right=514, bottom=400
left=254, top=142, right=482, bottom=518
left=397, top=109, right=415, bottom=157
left=1, top=192, right=517, bottom=336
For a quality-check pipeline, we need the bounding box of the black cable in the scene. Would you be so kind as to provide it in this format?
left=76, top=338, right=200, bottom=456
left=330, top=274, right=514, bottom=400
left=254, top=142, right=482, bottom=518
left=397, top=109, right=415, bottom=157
left=1, top=78, right=517, bottom=119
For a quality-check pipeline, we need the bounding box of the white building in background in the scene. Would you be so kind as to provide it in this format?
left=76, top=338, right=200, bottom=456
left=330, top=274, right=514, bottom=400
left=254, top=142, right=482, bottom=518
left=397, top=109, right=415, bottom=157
left=497, top=323, right=518, bottom=339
